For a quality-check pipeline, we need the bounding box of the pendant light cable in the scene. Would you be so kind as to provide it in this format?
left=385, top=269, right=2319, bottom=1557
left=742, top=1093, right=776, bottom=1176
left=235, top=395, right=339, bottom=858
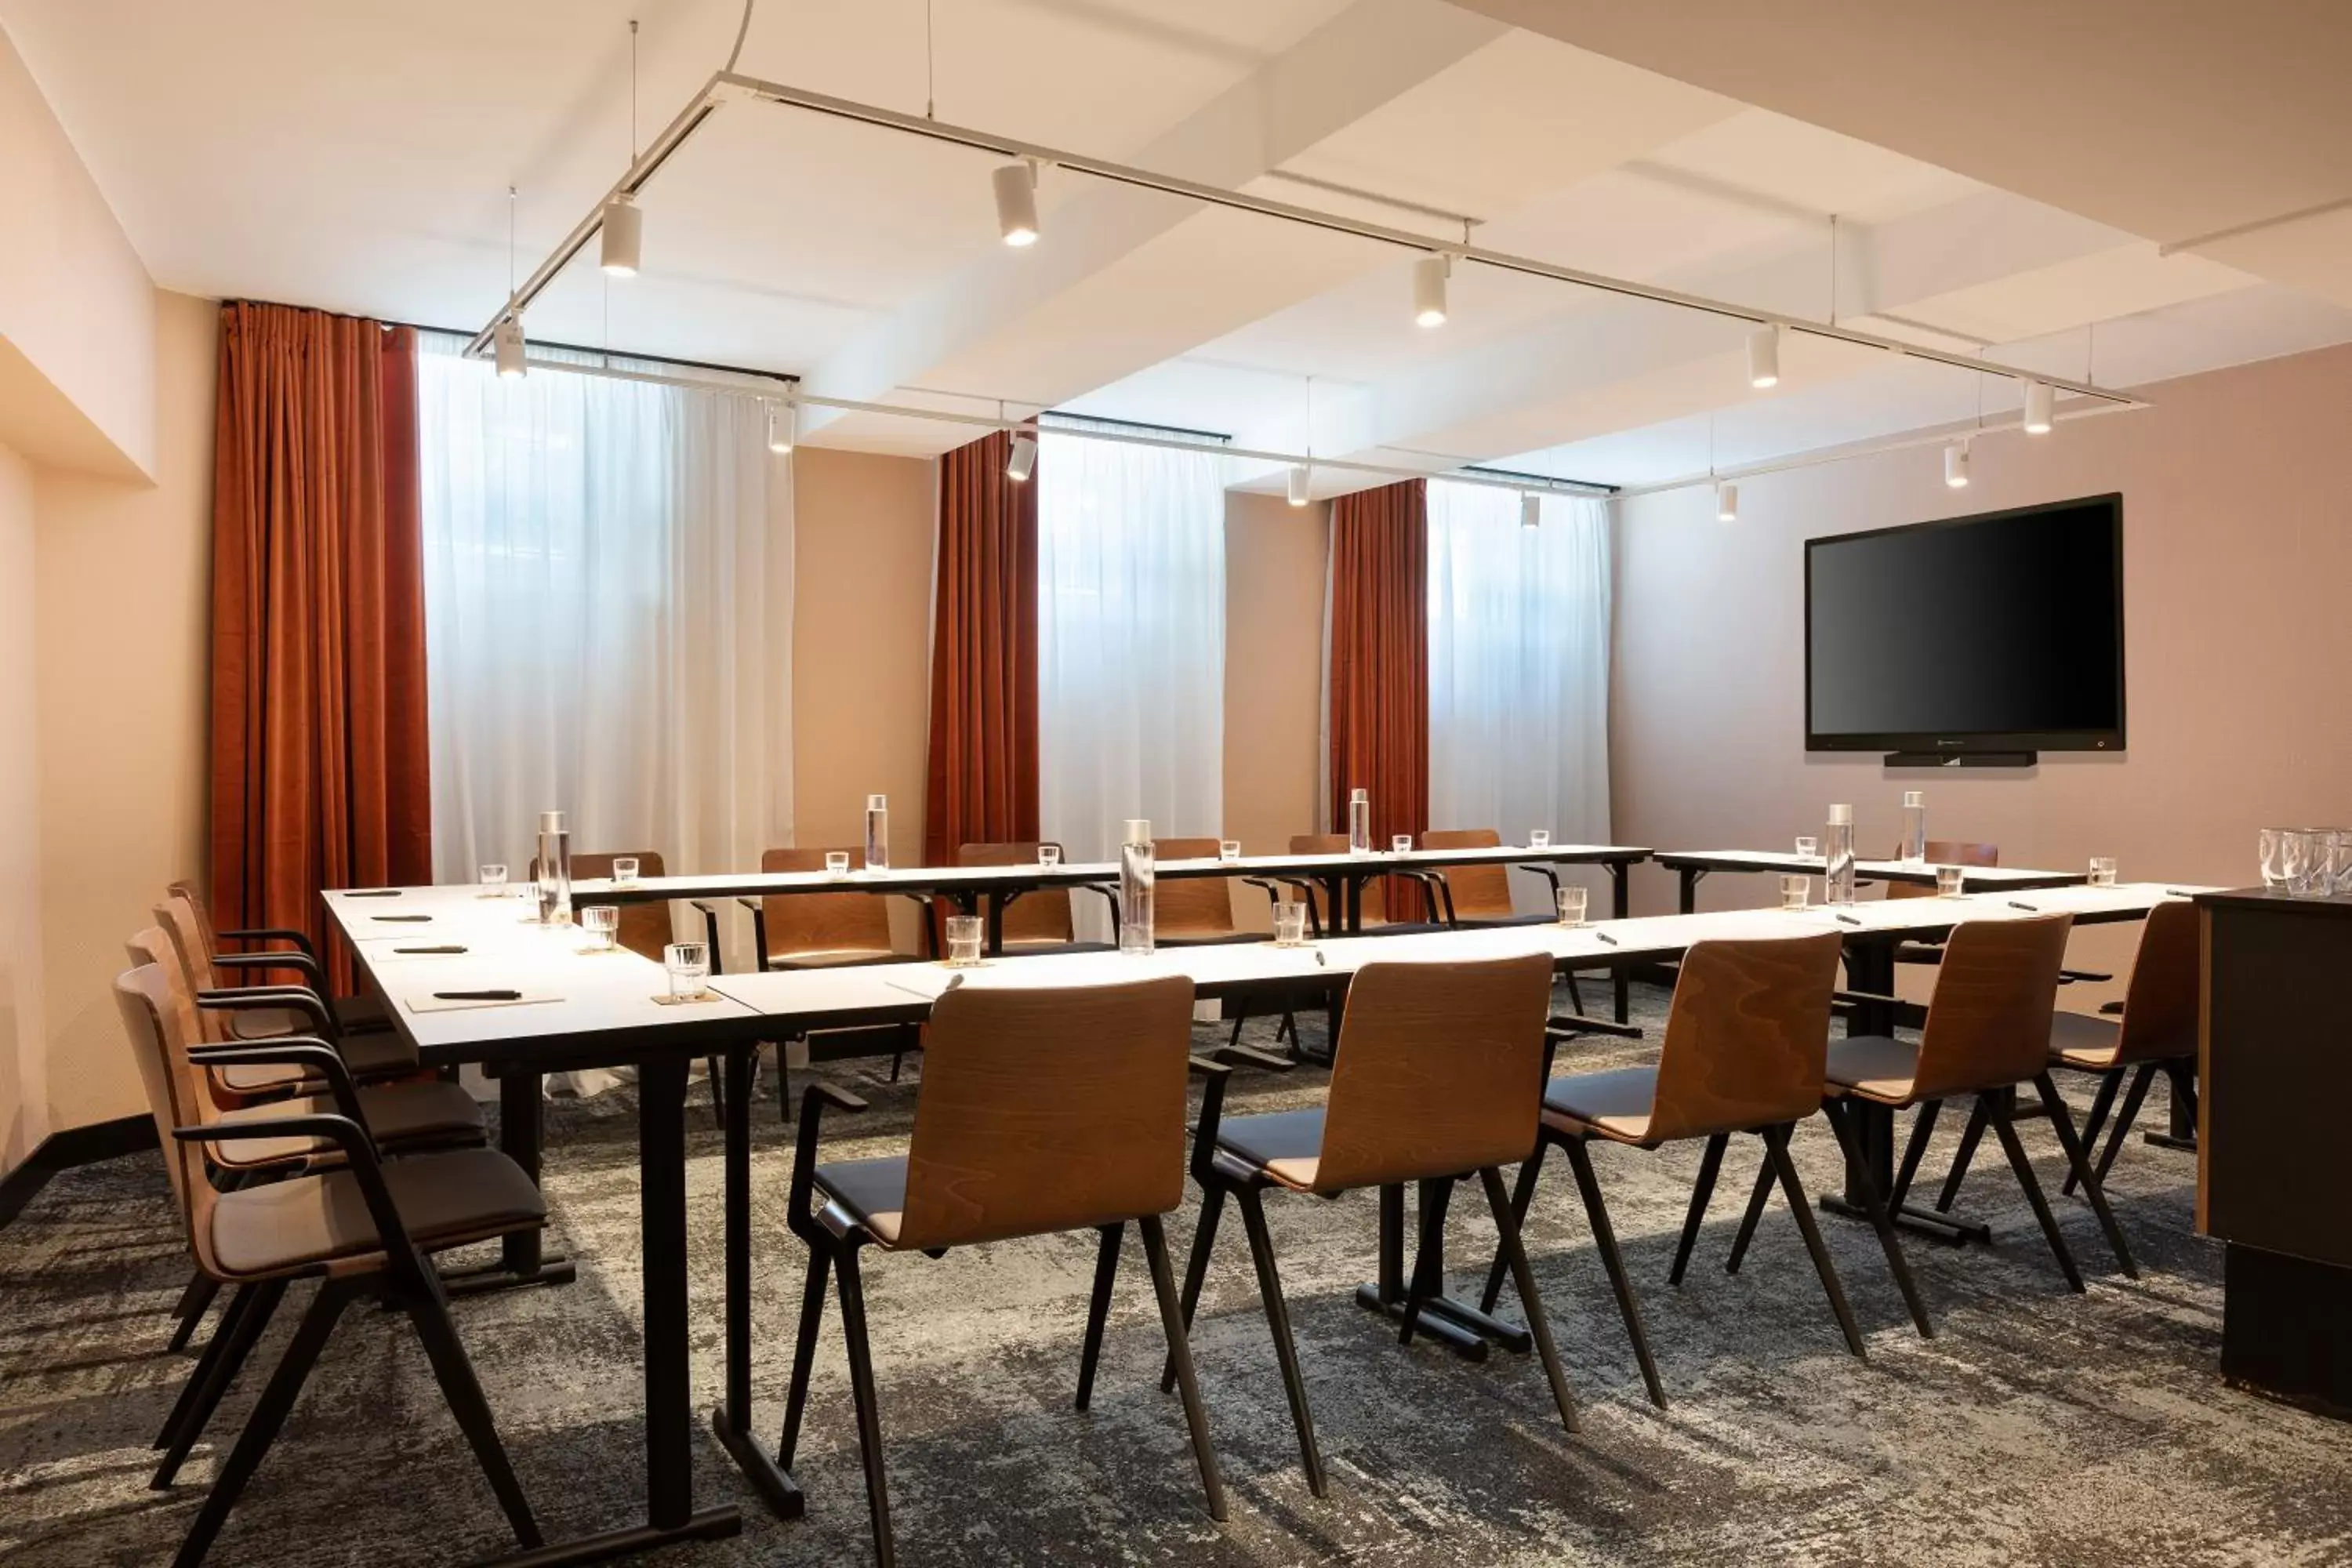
left=724, top=0, right=755, bottom=71
left=630, top=20, right=640, bottom=158
left=925, top=0, right=936, bottom=119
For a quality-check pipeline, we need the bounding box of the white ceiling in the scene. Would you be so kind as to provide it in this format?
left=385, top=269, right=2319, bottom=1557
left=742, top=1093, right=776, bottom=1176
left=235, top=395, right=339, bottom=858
left=5, top=0, right=2347, bottom=490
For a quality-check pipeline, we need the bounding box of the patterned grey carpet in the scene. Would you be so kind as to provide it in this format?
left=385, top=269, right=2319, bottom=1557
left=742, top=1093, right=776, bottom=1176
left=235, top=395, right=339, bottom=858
left=5, top=982, right=2350, bottom=1567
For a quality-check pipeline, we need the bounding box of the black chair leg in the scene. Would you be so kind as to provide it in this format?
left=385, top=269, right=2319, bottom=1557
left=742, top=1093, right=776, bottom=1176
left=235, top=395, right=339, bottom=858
left=1669, top=1133, right=1727, bottom=1286
left=1397, top=1178, right=1455, bottom=1346
left=1821, top=1102, right=1935, bottom=1339
left=834, top=1243, right=897, bottom=1568
left=2034, top=1073, right=2138, bottom=1279
left=1235, top=1185, right=1326, bottom=1497
left=1762, top=1124, right=1867, bottom=1359
left=172, top=1279, right=354, bottom=1568
left=707, top=1054, right=725, bottom=1125
left=1225, top=1007, right=1249, bottom=1051
left=1479, top=1140, right=1547, bottom=1313
left=1936, top=1095, right=1992, bottom=1213
left=1561, top=1137, right=1666, bottom=1407
left=1138, top=1214, right=1226, bottom=1522
left=775, top=1242, right=833, bottom=1470
left=2165, top=1059, right=2198, bottom=1127
left=1565, top=972, right=1587, bottom=1015
left=154, top=1279, right=284, bottom=1485
left=167, top=1273, right=222, bottom=1355
left=1987, top=1091, right=2085, bottom=1293
left=2078, top=1062, right=2155, bottom=1194
left=1889, top=1099, right=1941, bottom=1212
left=404, top=1281, right=543, bottom=1548
left=1724, top=1154, right=1776, bottom=1276
left=1160, top=1184, right=1225, bottom=1394
left=1476, top=1167, right=1579, bottom=1435
left=2066, top=1069, right=2125, bottom=1194
left=1076, top=1223, right=1124, bottom=1410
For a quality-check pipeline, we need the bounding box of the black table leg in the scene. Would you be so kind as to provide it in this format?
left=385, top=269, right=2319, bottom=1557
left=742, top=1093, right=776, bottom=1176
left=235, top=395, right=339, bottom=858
left=445, top=1066, right=575, bottom=1297
left=1610, top=863, right=1632, bottom=1023
left=2148, top=1061, right=2198, bottom=1151
left=1678, top=866, right=1701, bottom=915
left=1353, top=1179, right=1526, bottom=1360
left=712, top=1047, right=804, bottom=1517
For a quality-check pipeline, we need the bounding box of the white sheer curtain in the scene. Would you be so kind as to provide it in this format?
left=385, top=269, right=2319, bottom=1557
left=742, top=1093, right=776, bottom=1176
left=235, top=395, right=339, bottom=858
left=417, top=336, right=794, bottom=891
left=1036, top=419, right=1228, bottom=900
left=1427, top=481, right=1612, bottom=913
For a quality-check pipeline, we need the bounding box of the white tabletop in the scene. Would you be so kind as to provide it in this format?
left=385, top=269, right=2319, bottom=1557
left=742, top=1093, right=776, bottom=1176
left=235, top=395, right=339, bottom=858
left=1656, top=848, right=2086, bottom=887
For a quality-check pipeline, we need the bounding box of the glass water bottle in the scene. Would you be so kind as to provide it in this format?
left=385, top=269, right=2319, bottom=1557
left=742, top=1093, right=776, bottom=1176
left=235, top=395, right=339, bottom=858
left=1824, top=803, right=1857, bottom=907
left=1120, top=818, right=1155, bottom=956
left=1899, top=790, right=1927, bottom=863
left=1348, top=788, right=1372, bottom=855
left=535, top=809, right=572, bottom=926
left=864, top=794, right=890, bottom=872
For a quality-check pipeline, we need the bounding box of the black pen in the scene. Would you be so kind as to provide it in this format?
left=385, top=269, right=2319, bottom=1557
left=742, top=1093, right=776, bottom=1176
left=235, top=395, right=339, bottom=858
left=396, top=944, right=467, bottom=955
left=1835, top=913, right=1863, bottom=926
left=1593, top=931, right=1617, bottom=946
left=345, top=888, right=401, bottom=898
left=434, top=989, right=521, bottom=1001
left=373, top=914, right=431, bottom=923
left=2009, top=900, right=2039, bottom=912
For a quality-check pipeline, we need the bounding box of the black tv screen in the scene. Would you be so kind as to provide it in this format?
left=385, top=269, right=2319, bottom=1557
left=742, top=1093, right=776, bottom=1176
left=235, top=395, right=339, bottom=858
left=1806, top=494, right=2125, bottom=755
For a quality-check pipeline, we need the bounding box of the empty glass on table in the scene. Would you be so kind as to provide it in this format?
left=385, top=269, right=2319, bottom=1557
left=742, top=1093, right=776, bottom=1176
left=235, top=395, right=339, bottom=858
left=663, top=941, right=710, bottom=1000
left=1556, top=885, right=1588, bottom=927
left=1795, top=836, right=1819, bottom=860
left=2259, top=827, right=2285, bottom=888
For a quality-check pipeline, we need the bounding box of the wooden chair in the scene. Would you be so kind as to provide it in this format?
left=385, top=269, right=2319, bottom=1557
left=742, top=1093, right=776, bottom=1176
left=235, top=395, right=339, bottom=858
left=113, top=962, right=544, bottom=1568
left=1152, top=837, right=1253, bottom=946
left=167, top=879, right=394, bottom=1036
left=1935, top=900, right=2200, bottom=1205
left=557, top=848, right=733, bottom=1120
left=1823, top=913, right=2138, bottom=1292
left=1886, top=840, right=1999, bottom=967
left=956, top=840, right=1114, bottom=953
left=1167, top=954, right=1575, bottom=1494
left=1272, top=833, right=1443, bottom=936
left=724, top=847, right=927, bottom=1098
left=1485, top=933, right=1929, bottom=1402
left=1420, top=828, right=1595, bottom=1014
left=777, top=976, right=1224, bottom=1565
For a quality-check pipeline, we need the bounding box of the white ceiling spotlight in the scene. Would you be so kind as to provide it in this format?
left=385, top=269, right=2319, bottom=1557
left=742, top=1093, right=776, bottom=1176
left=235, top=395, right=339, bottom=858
left=2023, top=379, right=2055, bottom=434
left=1521, top=492, right=1541, bottom=529
left=493, top=316, right=527, bottom=379
left=1413, top=253, right=1450, bottom=328
left=993, top=162, right=1040, bottom=248
left=1287, top=462, right=1312, bottom=507
left=1747, top=325, right=1781, bottom=390
left=1944, top=440, right=1971, bottom=488
left=600, top=191, right=642, bottom=277
left=1006, top=430, right=1038, bottom=482
left=1715, top=481, right=1739, bottom=522
left=767, top=399, right=796, bottom=456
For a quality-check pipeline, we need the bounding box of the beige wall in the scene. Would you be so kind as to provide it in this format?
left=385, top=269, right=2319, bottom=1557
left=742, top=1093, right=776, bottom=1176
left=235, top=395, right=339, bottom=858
left=0, top=442, right=45, bottom=1171
left=30, top=291, right=216, bottom=1142
left=1224, top=493, right=1329, bottom=924
left=1612, top=341, right=2352, bottom=994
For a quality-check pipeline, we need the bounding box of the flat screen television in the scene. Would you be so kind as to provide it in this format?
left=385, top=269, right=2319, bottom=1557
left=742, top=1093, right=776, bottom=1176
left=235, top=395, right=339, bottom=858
left=1805, top=493, right=2124, bottom=764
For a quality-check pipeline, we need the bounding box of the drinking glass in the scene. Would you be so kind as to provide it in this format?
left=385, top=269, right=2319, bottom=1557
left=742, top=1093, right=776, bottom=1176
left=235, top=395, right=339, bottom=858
left=479, top=863, right=508, bottom=898
left=1272, top=902, right=1309, bottom=947
left=2088, top=856, right=2118, bottom=888
left=581, top=905, right=619, bottom=952
left=1530, top=829, right=1552, bottom=850
left=2329, top=830, right=2352, bottom=896
left=611, top=856, right=640, bottom=885
left=2282, top=831, right=2325, bottom=897
left=944, top=915, right=985, bottom=967
left=1219, top=840, right=1243, bottom=862
left=825, top=851, right=851, bottom=877
left=1038, top=844, right=1062, bottom=869
left=1780, top=874, right=1811, bottom=912
left=664, top=941, right=710, bottom=1000
left=1555, top=885, right=1588, bottom=927
left=1391, top=834, right=1414, bottom=855
left=2259, top=827, right=2285, bottom=888
left=1936, top=865, right=1966, bottom=898
left=1795, top=836, right=1819, bottom=860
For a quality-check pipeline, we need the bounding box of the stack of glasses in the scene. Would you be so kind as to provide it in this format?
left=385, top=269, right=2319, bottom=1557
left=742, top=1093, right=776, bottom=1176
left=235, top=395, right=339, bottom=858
left=2259, top=827, right=2352, bottom=897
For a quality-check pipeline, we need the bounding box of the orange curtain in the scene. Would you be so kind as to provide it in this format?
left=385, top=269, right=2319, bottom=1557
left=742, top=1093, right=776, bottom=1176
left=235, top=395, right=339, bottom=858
left=924, top=429, right=1040, bottom=867
left=1328, top=479, right=1430, bottom=917
left=209, top=301, right=431, bottom=989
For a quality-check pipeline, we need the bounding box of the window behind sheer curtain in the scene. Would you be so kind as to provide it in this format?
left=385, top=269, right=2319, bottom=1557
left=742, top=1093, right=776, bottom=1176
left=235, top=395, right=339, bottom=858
left=416, top=336, right=793, bottom=892
left=1426, top=480, right=1613, bottom=913
left=1036, top=419, right=1228, bottom=880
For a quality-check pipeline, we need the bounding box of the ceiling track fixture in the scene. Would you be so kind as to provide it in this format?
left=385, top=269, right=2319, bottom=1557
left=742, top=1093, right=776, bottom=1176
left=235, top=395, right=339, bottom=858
left=1715, top=481, right=1739, bottom=523
left=601, top=20, right=644, bottom=277
left=1944, top=439, right=1971, bottom=488
left=2022, top=378, right=2055, bottom=434
left=1520, top=492, right=1541, bottom=529
left=1005, top=430, right=1038, bottom=481
left=993, top=161, right=1040, bottom=247
left=468, top=68, right=2149, bottom=423
left=767, top=398, right=796, bottom=454
left=1413, top=253, right=1449, bottom=328
left=1746, top=325, right=1780, bottom=389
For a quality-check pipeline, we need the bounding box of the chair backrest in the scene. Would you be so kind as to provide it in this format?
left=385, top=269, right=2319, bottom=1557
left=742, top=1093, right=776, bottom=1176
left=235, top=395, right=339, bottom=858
left=2113, top=900, right=2200, bottom=1065
left=956, top=841, right=1073, bottom=944
left=897, top=976, right=1196, bottom=1250
left=166, top=878, right=225, bottom=974
left=1152, top=837, right=1236, bottom=938
left=760, top=848, right=895, bottom=959
left=1645, top=933, right=1845, bottom=1142
left=1315, top=954, right=1555, bottom=1192
left=1914, top=913, right=2074, bottom=1098
left=113, top=961, right=223, bottom=1278
left=1422, top=828, right=1515, bottom=920
left=1287, top=833, right=1388, bottom=927
left=1886, top=840, right=1998, bottom=900
left=564, top=850, right=672, bottom=960
left=154, top=895, right=234, bottom=1044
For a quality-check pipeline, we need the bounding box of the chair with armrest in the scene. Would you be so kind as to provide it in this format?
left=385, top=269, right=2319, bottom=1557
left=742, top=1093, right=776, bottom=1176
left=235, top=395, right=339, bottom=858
left=559, top=849, right=732, bottom=1122
left=113, top=962, right=544, bottom=1568
left=1274, top=833, right=1446, bottom=937
left=777, top=975, right=1225, bottom=1565
left=1152, top=837, right=1257, bottom=946
left=1485, top=933, right=1927, bottom=1403
left=1418, top=829, right=1595, bottom=1013
left=1166, top=953, right=1576, bottom=1495
left=168, top=879, right=393, bottom=1036
left=956, top=840, right=1115, bottom=953
left=1821, top=913, right=2138, bottom=1293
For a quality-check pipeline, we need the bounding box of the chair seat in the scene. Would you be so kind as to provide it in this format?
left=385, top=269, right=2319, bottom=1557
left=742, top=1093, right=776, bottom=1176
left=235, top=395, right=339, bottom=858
left=1540, top=1065, right=1657, bottom=1143
left=334, top=993, right=395, bottom=1034
left=212, top=1080, right=487, bottom=1167
left=1825, top=1035, right=1922, bottom=1105
left=222, top=1011, right=419, bottom=1076
left=2049, top=1009, right=2125, bottom=1069
left=815, top=1155, right=908, bottom=1244
left=1214, top=1108, right=1325, bottom=1191
left=768, top=947, right=909, bottom=969
left=208, top=1146, right=545, bottom=1280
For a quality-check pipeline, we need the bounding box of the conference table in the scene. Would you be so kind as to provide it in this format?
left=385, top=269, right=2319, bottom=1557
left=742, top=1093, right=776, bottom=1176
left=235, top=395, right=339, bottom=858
left=1654, top=848, right=2091, bottom=913
left=323, top=870, right=2202, bottom=1551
